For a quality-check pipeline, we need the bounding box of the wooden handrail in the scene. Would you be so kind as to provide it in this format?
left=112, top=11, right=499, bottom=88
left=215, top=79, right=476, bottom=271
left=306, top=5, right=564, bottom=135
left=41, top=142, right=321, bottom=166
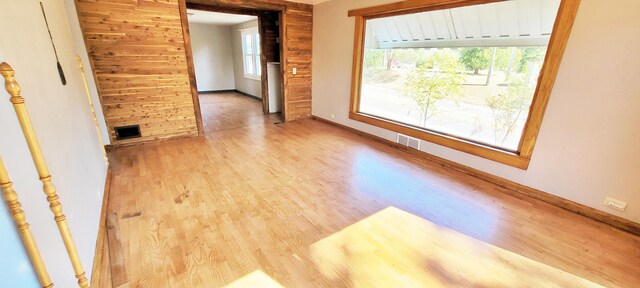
left=76, top=55, right=108, bottom=166
left=0, top=157, right=54, bottom=288
left=0, top=62, right=88, bottom=288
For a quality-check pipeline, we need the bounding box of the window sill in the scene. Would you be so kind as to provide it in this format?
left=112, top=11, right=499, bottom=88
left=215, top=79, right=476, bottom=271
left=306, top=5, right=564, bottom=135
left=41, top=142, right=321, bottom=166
left=244, top=75, right=261, bottom=81
left=349, top=112, right=531, bottom=169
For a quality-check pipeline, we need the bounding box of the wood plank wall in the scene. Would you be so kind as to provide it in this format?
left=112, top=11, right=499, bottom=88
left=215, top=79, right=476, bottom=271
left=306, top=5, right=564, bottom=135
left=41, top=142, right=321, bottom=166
left=75, top=0, right=199, bottom=145
left=282, top=6, right=313, bottom=121
left=75, top=0, right=312, bottom=146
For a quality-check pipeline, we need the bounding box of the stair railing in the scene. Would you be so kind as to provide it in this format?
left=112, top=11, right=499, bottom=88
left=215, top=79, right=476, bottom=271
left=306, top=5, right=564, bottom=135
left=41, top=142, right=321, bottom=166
left=0, top=156, right=54, bottom=288
left=1, top=62, right=88, bottom=288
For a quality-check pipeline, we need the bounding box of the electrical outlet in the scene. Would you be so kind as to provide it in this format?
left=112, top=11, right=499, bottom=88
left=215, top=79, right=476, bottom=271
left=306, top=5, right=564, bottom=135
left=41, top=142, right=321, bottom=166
left=330, top=114, right=335, bottom=119
left=603, top=197, right=627, bottom=212
left=292, top=67, right=297, bottom=75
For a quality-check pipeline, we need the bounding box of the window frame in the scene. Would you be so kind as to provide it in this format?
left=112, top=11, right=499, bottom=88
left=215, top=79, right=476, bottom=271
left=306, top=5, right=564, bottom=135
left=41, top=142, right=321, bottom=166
left=348, top=0, right=581, bottom=169
left=241, top=27, right=261, bottom=80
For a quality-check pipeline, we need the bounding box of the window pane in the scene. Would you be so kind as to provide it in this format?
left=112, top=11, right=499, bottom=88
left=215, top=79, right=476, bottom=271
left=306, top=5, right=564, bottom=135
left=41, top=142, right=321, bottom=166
left=255, top=34, right=261, bottom=55
left=245, top=34, right=253, bottom=55
left=255, top=34, right=261, bottom=75
left=256, top=55, right=261, bottom=76
left=358, top=0, right=560, bottom=151
left=245, top=55, right=254, bottom=74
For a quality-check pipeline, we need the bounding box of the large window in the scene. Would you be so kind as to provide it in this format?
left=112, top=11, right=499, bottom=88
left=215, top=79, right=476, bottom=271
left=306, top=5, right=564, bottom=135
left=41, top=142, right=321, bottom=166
left=241, top=27, right=261, bottom=79
left=348, top=0, right=580, bottom=169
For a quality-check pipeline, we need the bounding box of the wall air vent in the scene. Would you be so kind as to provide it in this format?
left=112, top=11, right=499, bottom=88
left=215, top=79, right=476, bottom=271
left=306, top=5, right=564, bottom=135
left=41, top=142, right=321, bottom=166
left=407, top=137, right=420, bottom=150
left=397, top=134, right=410, bottom=146
left=397, top=133, right=420, bottom=150
left=114, top=125, right=141, bottom=140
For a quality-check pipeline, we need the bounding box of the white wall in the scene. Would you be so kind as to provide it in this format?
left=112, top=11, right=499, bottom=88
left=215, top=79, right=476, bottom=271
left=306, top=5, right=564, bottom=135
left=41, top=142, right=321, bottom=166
left=231, top=20, right=262, bottom=98
left=188, top=22, right=236, bottom=91
left=312, top=0, right=640, bottom=223
left=0, top=1, right=108, bottom=287
left=64, top=0, right=110, bottom=145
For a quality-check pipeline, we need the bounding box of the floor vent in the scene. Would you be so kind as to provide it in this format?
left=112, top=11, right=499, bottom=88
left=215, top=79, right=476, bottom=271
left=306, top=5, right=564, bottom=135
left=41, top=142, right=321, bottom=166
left=397, top=133, right=421, bottom=150
left=115, top=125, right=141, bottom=140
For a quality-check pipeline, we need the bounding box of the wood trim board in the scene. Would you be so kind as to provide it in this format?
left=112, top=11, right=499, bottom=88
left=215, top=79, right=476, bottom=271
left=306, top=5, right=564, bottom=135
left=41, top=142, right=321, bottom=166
left=90, top=166, right=112, bottom=288
left=312, top=116, right=640, bottom=236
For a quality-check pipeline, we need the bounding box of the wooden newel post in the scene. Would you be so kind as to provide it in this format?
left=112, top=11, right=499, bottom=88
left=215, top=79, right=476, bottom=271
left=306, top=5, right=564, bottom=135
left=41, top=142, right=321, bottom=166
left=0, top=62, right=89, bottom=288
left=0, top=157, right=54, bottom=288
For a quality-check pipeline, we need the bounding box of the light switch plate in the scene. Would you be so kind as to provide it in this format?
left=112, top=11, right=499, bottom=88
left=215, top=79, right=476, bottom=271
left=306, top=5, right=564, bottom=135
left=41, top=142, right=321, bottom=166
left=292, top=67, right=297, bottom=75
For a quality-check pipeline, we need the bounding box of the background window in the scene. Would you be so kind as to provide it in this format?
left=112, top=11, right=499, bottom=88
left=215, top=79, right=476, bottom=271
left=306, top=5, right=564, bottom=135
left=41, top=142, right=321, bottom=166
left=241, top=28, right=261, bottom=79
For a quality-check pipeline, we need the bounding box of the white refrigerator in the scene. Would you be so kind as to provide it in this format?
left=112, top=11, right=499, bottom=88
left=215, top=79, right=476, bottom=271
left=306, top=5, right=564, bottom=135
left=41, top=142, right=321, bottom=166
left=267, top=62, right=282, bottom=113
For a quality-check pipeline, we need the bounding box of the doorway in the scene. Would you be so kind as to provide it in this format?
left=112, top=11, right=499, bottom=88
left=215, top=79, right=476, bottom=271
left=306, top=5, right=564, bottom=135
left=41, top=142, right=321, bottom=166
left=182, top=3, right=285, bottom=133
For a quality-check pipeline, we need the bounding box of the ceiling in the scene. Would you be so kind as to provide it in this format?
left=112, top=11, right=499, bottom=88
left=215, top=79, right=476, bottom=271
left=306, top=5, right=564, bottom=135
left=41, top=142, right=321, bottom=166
left=187, top=0, right=327, bottom=25
left=187, top=10, right=257, bottom=25
left=366, top=0, right=561, bottom=49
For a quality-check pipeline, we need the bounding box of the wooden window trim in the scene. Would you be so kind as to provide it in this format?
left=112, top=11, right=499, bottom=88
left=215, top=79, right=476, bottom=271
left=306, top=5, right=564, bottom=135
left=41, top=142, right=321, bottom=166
left=348, top=0, right=581, bottom=170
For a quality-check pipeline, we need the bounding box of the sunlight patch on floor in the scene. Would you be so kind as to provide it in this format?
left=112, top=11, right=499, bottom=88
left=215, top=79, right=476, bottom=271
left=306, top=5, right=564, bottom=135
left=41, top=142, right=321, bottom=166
left=309, top=206, right=603, bottom=288
left=223, top=270, right=285, bottom=288
left=351, top=150, right=500, bottom=240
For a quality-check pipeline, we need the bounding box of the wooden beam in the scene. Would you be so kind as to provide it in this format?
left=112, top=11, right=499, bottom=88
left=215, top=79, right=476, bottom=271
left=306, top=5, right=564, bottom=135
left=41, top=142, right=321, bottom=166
left=186, top=2, right=262, bottom=15
left=179, top=0, right=205, bottom=136
left=187, top=0, right=297, bottom=11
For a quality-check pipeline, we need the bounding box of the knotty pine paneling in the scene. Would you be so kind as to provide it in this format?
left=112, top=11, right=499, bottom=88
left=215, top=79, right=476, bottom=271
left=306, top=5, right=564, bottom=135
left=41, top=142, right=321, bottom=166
left=76, top=0, right=313, bottom=144
left=283, top=6, right=313, bottom=120
left=76, top=0, right=198, bottom=145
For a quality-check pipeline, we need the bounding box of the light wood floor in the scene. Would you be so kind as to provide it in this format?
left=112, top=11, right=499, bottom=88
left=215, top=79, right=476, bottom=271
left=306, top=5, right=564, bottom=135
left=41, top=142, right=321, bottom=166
left=106, top=93, right=640, bottom=287
left=199, top=92, right=281, bottom=133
